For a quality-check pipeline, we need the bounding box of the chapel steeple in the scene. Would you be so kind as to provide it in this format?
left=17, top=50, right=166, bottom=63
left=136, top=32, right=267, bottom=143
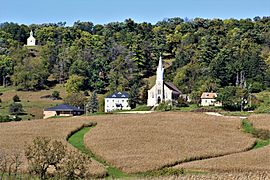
left=156, top=55, right=164, bottom=82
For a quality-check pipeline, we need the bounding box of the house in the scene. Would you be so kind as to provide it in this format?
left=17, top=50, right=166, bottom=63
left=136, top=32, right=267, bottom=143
left=200, top=92, right=222, bottom=107
left=105, top=92, right=131, bottom=112
left=43, top=104, right=84, bottom=119
left=147, top=56, right=182, bottom=106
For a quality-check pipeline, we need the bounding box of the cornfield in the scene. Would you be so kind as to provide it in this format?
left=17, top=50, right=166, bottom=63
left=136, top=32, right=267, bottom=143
left=84, top=112, right=255, bottom=173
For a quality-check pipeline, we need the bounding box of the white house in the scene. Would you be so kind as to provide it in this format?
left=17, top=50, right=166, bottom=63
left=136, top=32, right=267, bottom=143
left=200, top=92, right=222, bottom=107
left=105, top=92, right=131, bottom=112
left=147, top=56, right=182, bottom=106
left=26, top=30, right=36, bottom=46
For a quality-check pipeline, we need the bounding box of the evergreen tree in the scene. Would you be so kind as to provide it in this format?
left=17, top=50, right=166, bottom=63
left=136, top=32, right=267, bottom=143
left=128, top=84, right=140, bottom=109
left=87, top=91, right=99, bottom=113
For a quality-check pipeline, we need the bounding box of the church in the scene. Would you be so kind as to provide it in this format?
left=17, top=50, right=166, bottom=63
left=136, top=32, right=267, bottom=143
left=147, top=56, right=182, bottom=106
left=26, top=30, right=36, bottom=46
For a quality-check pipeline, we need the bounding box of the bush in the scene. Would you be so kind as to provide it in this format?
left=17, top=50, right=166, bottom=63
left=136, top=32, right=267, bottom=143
left=0, top=116, right=11, bottom=123
left=149, top=168, right=184, bottom=177
left=155, top=101, right=172, bottom=111
left=132, top=105, right=152, bottom=111
left=9, top=103, right=24, bottom=115
left=52, top=91, right=60, bottom=100
left=83, top=90, right=89, bottom=96
left=25, top=137, right=93, bottom=179
left=250, top=82, right=265, bottom=93
left=176, top=96, right=189, bottom=107
left=13, top=95, right=20, bottom=102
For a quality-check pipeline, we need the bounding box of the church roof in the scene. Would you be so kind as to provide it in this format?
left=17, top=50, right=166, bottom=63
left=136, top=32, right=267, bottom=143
left=44, top=104, right=84, bottom=112
left=164, top=82, right=182, bottom=94
left=106, top=91, right=129, bottom=98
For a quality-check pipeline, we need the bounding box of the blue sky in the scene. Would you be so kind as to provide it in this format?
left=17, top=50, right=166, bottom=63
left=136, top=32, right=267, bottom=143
left=1, top=0, right=270, bottom=25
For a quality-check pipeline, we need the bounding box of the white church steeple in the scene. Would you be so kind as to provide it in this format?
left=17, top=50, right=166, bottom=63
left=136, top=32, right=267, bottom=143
left=156, top=55, right=164, bottom=82
left=155, top=55, right=164, bottom=104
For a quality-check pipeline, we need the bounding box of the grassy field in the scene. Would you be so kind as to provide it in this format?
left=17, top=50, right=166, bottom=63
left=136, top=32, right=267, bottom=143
left=0, top=85, right=66, bottom=119
left=84, top=112, right=255, bottom=173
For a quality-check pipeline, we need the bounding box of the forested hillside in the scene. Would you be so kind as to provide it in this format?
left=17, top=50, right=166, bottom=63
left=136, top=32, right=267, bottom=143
left=1, top=17, right=270, bottom=100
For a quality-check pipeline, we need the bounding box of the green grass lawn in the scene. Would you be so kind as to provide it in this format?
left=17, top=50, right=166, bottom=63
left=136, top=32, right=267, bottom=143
left=241, top=119, right=270, bottom=149
left=67, top=127, right=129, bottom=179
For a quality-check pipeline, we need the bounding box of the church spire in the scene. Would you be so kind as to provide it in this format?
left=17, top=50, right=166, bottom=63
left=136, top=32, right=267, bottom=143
left=156, top=55, right=164, bottom=82
left=30, top=30, right=33, bottom=37
left=158, top=55, right=163, bottom=70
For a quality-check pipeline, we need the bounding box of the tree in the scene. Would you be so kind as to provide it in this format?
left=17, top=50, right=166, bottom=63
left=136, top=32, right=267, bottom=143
left=51, top=91, right=60, bottom=100
left=65, top=75, right=85, bottom=94
left=25, top=137, right=93, bottom=180
left=141, top=82, right=149, bottom=104
left=25, top=137, right=66, bottom=180
left=0, top=55, right=13, bottom=87
left=9, top=103, right=23, bottom=115
left=64, top=92, right=87, bottom=109
left=216, top=86, right=248, bottom=111
left=86, top=91, right=98, bottom=113
left=12, top=95, right=20, bottom=102
left=12, top=57, right=49, bottom=90
left=128, top=84, right=140, bottom=109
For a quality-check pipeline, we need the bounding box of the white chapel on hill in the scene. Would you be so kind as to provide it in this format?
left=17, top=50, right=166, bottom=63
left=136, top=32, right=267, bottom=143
left=147, top=56, right=182, bottom=106
left=26, top=30, right=36, bottom=46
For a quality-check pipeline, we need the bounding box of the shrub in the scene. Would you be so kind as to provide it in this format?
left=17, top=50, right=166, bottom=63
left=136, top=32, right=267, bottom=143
left=83, top=90, right=89, bottom=96
left=156, top=101, right=172, bottom=111
left=250, top=82, right=265, bottom=93
left=0, top=151, right=22, bottom=178
left=25, top=137, right=66, bottom=179
left=0, top=116, right=11, bottom=123
left=148, top=168, right=184, bottom=177
left=25, top=137, right=93, bottom=180
left=177, top=96, right=189, bottom=107
left=9, top=103, right=24, bottom=115
left=12, top=95, right=20, bottom=102
left=52, top=91, right=60, bottom=100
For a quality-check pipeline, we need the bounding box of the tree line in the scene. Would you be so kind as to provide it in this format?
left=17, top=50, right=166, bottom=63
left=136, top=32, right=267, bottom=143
left=1, top=17, right=270, bottom=106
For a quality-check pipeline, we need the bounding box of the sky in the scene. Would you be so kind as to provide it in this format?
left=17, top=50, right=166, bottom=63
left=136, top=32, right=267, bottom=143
left=1, top=0, right=270, bottom=26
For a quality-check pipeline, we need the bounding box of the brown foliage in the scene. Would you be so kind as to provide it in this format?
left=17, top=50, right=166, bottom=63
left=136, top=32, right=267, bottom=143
left=0, top=150, right=22, bottom=178
left=25, top=137, right=93, bottom=179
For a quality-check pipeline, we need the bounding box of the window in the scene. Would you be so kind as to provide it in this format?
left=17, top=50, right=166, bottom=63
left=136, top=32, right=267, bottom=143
left=122, top=100, right=124, bottom=102
left=158, top=89, right=161, bottom=95
left=107, top=100, right=109, bottom=102
left=112, top=100, right=114, bottom=102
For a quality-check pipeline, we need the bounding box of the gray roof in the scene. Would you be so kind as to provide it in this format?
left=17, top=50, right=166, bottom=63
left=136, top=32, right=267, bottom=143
left=106, top=91, right=129, bottom=98
left=44, top=104, right=84, bottom=112
left=164, top=82, right=182, bottom=94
